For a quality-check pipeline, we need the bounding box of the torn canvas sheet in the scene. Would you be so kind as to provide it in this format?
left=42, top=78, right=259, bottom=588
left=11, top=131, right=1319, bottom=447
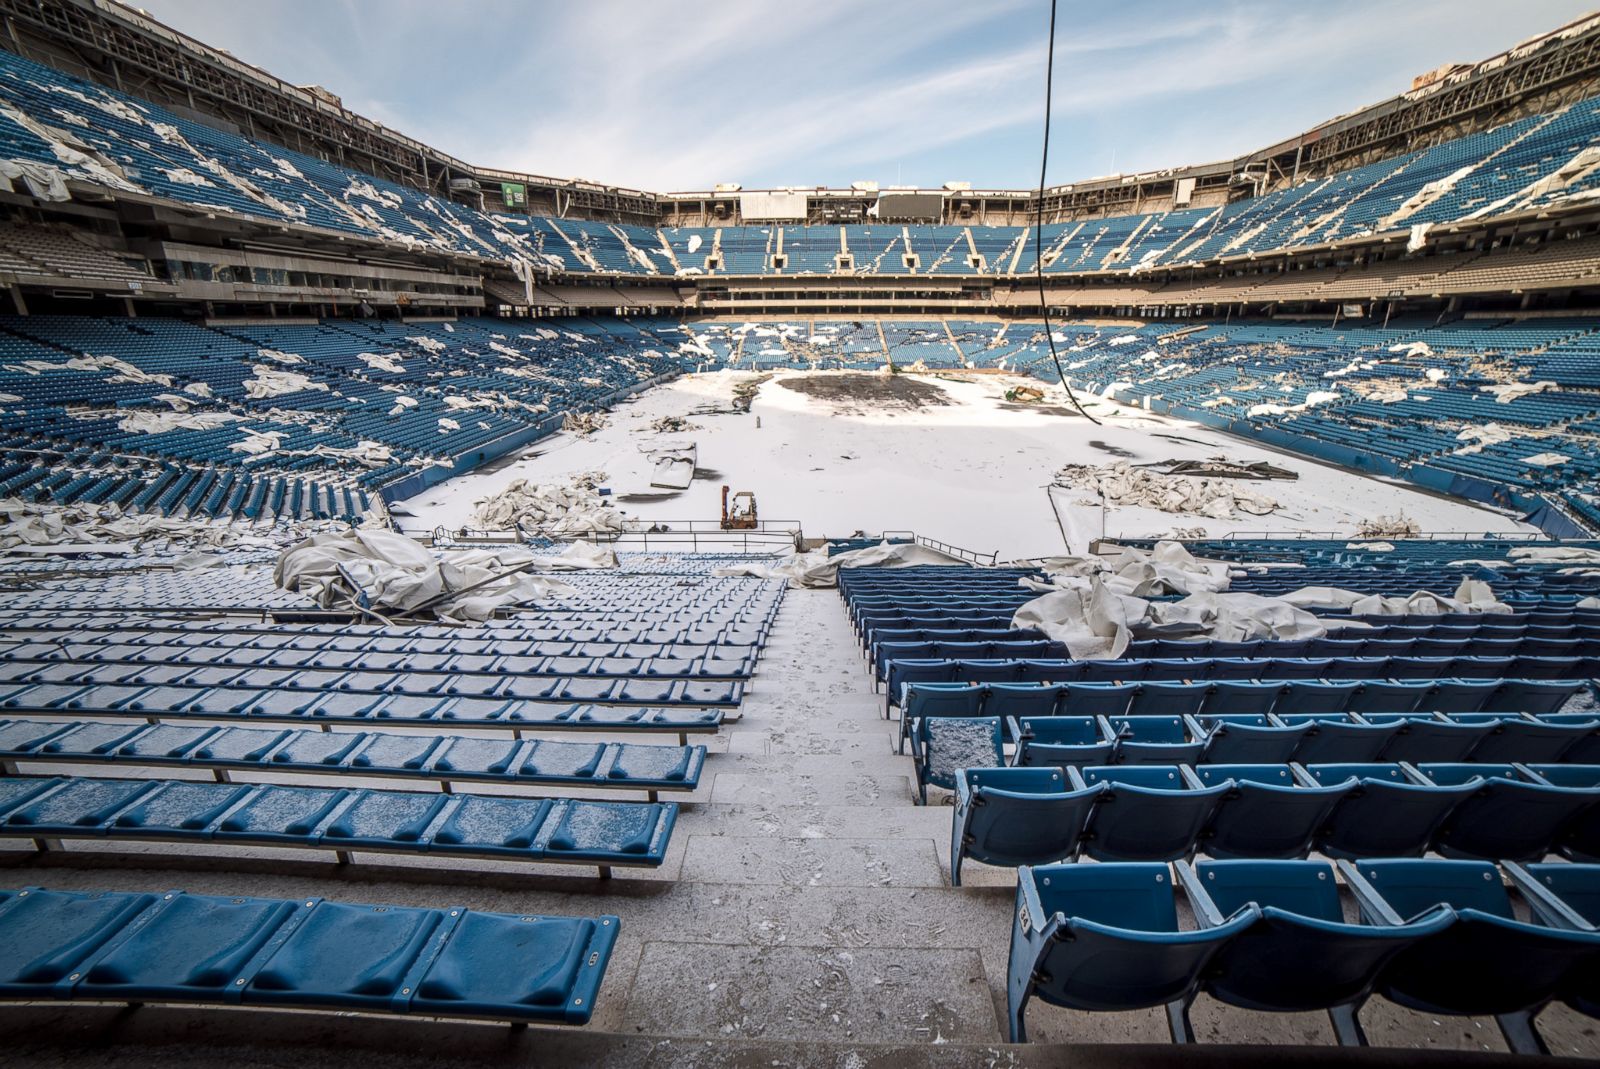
left=1280, top=577, right=1510, bottom=616
left=244, top=365, right=328, bottom=400
left=713, top=540, right=968, bottom=589
left=1024, top=540, right=1234, bottom=598
left=274, top=530, right=577, bottom=622
left=470, top=474, right=625, bottom=538
left=1010, top=579, right=1331, bottom=660
left=1054, top=461, right=1278, bottom=519
left=1507, top=546, right=1600, bottom=565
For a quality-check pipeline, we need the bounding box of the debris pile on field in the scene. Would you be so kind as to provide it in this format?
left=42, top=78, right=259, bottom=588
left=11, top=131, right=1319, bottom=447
left=562, top=411, right=608, bottom=435
left=274, top=529, right=579, bottom=623
left=1053, top=461, right=1279, bottom=519
left=647, top=415, right=702, bottom=433
left=1354, top=514, right=1420, bottom=539
left=730, top=374, right=771, bottom=413
left=1004, top=385, right=1045, bottom=403
left=470, top=473, right=625, bottom=538
left=1149, top=457, right=1297, bottom=481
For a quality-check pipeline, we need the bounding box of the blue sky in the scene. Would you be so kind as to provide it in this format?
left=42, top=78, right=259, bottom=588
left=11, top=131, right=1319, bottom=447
left=134, top=0, right=1599, bottom=192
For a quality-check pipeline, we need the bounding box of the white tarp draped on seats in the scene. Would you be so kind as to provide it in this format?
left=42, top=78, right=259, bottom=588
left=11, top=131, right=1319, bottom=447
left=1024, top=541, right=1234, bottom=598
left=1508, top=546, right=1600, bottom=565
left=0, top=498, right=295, bottom=552
left=1279, top=577, right=1510, bottom=616
left=273, top=530, right=582, bottom=622
left=1011, top=580, right=1331, bottom=660
left=713, top=540, right=970, bottom=588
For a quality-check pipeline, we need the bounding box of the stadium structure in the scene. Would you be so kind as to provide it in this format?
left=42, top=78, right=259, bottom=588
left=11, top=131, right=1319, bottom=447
left=10, top=0, right=1600, bottom=1064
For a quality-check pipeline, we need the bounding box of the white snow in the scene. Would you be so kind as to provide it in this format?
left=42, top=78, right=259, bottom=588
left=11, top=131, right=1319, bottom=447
left=391, top=370, right=1530, bottom=558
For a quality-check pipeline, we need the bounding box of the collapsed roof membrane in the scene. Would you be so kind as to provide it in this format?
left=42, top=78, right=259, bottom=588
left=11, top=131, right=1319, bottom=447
left=1010, top=540, right=1509, bottom=658
left=273, top=529, right=590, bottom=623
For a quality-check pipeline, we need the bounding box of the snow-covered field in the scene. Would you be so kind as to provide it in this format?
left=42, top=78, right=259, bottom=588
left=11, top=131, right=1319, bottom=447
left=394, top=370, right=1532, bottom=560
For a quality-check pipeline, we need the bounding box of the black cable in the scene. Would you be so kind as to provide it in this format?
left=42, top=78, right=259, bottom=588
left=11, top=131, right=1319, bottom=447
left=1035, top=0, right=1100, bottom=425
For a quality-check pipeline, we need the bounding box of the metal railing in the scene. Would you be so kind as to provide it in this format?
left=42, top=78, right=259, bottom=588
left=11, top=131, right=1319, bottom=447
left=433, top=520, right=803, bottom=554
left=916, top=534, right=999, bottom=566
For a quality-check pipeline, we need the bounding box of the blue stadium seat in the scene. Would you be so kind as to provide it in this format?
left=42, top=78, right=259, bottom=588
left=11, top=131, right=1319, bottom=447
left=1302, top=763, right=1478, bottom=858
left=1340, top=858, right=1600, bottom=1054
left=949, top=767, right=1100, bottom=885
left=1192, top=765, right=1350, bottom=859
left=1176, top=859, right=1451, bottom=1045
left=0, top=886, right=617, bottom=1025
left=1005, top=862, right=1257, bottom=1042
left=1009, top=716, right=1114, bottom=769
left=1076, top=766, right=1229, bottom=862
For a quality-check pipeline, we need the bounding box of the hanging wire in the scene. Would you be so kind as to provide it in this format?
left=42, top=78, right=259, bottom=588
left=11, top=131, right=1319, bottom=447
left=1034, top=0, right=1100, bottom=425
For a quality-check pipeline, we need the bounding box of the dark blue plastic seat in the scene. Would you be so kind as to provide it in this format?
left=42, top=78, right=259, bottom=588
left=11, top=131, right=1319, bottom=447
left=949, top=767, right=1100, bottom=884
left=1061, top=682, right=1137, bottom=718
left=1077, top=765, right=1229, bottom=862
left=1273, top=680, right=1354, bottom=717
left=1194, top=714, right=1308, bottom=764
left=1104, top=715, right=1203, bottom=765
left=1302, top=763, right=1476, bottom=858
left=1419, top=763, right=1600, bottom=861
left=1341, top=858, right=1600, bottom=1054
left=1278, top=713, right=1396, bottom=764
left=0, top=886, right=618, bottom=1025
left=1005, top=862, right=1257, bottom=1042
left=985, top=683, right=1060, bottom=719
left=1126, top=682, right=1209, bottom=717
left=1193, top=764, right=1351, bottom=859
left=1365, top=713, right=1495, bottom=764
left=1177, top=859, right=1451, bottom=1045
left=1455, top=713, right=1596, bottom=764
left=1009, top=716, right=1114, bottom=769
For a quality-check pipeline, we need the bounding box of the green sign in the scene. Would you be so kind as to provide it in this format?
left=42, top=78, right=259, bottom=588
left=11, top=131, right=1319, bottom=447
left=501, top=182, right=527, bottom=208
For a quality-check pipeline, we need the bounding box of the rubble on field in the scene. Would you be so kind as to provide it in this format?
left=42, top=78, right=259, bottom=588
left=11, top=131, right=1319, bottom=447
left=1053, top=461, right=1279, bottom=519
left=647, top=414, right=702, bottom=433
left=562, top=411, right=608, bottom=435
left=1147, top=457, right=1297, bottom=481
left=470, top=473, right=625, bottom=538
left=1354, top=514, right=1420, bottom=539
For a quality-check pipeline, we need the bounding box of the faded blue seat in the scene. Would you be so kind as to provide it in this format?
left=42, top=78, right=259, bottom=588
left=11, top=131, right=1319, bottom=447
left=1076, top=765, right=1228, bottom=862
left=0, top=777, right=676, bottom=872
left=1302, top=763, right=1477, bottom=858
left=1363, top=713, right=1495, bottom=764
left=1008, top=716, right=1114, bottom=769
left=0, top=887, right=616, bottom=1025
left=1276, top=713, right=1396, bottom=764
left=1193, top=714, right=1308, bottom=764
left=1005, top=862, right=1257, bottom=1042
left=1176, top=859, right=1451, bottom=1045
left=1193, top=765, right=1350, bottom=859
left=1105, top=715, right=1203, bottom=765
left=1341, top=858, right=1600, bottom=1054
left=1419, top=763, right=1600, bottom=861
left=949, top=767, right=1100, bottom=885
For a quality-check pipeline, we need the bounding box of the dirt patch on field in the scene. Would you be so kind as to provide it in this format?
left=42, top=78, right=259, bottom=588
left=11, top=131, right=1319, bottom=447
left=778, top=373, right=953, bottom=413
